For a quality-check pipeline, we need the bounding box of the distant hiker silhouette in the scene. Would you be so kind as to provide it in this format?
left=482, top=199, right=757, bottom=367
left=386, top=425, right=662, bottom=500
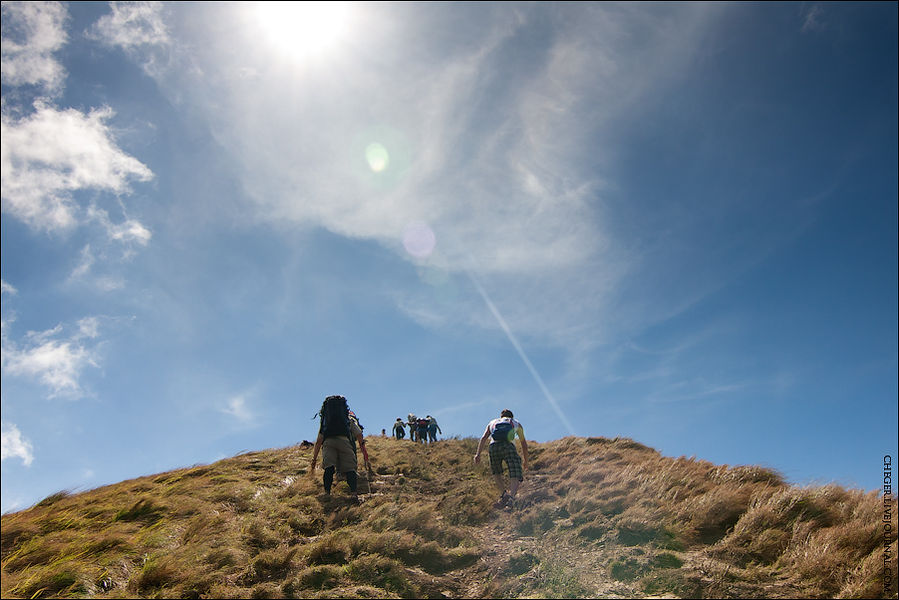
left=407, top=413, right=419, bottom=442
left=309, top=395, right=370, bottom=497
left=392, top=417, right=406, bottom=440
left=426, top=415, right=442, bottom=443
left=474, top=409, right=529, bottom=508
left=415, top=415, right=430, bottom=444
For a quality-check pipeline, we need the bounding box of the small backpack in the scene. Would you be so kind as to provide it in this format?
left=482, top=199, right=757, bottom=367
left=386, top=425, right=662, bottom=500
left=491, top=419, right=515, bottom=443
left=417, top=418, right=429, bottom=428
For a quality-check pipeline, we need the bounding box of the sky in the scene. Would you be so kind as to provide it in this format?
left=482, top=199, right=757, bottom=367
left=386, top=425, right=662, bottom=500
left=1, top=1, right=896, bottom=513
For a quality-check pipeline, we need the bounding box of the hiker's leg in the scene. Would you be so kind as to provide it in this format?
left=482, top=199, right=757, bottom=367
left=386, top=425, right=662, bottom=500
left=345, top=471, right=358, bottom=493
left=323, top=466, right=336, bottom=495
left=488, top=443, right=509, bottom=494
left=506, top=450, right=523, bottom=498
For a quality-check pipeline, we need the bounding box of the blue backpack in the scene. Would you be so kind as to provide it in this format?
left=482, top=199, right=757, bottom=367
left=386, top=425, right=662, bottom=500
left=491, top=419, right=515, bottom=443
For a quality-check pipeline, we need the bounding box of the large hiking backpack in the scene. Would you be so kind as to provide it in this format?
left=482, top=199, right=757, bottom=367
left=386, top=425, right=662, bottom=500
left=416, top=418, right=429, bottom=428
left=319, top=395, right=352, bottom=438
left=491, top=419, right=515, bottom=443
left=317, top=395, right=360, bottom=458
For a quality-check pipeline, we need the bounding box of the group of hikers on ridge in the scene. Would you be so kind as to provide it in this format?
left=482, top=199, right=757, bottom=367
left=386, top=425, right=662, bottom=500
left=309, top=395, right=528, bottom=508
left=391, top=414, right=442, bottom=443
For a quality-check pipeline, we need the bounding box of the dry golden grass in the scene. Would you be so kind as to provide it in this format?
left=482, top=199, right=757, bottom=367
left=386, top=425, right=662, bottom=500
left=1, top=436, right=893, bottom=599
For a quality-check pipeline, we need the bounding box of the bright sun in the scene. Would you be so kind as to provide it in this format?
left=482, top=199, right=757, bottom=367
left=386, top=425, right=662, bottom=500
left=254, top=2, right=352, bottom=60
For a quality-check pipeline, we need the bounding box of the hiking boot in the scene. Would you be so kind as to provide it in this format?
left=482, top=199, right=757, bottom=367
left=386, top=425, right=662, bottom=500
left=494, top=491, right=511, bottom=509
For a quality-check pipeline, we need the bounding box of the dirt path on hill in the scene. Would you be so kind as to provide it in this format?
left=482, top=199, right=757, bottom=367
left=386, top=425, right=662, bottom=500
left=466, top=470, right=640, bottom=599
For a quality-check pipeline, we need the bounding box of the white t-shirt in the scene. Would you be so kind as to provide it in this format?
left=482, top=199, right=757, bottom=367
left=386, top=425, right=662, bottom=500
left=487, top=417, right=522, bottom=444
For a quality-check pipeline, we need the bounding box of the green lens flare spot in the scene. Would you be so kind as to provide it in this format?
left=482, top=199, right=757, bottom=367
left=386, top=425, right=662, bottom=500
left=365, top=143, right=390, bottom=172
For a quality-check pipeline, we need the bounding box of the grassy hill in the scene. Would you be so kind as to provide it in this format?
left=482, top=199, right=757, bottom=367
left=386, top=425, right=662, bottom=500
left=1, top=436, right=895, bottom=599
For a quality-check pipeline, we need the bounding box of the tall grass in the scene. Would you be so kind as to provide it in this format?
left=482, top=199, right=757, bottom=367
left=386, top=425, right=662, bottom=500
left=1, top=436, right=892, bottom=599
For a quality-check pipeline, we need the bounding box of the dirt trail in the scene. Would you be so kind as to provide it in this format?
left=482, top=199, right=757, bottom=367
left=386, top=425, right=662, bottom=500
left=456, top=468, right=643, bottom=599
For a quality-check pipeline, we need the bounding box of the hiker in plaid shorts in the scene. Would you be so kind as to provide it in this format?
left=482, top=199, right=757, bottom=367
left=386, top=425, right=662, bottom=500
left=474, top=409, right=529, bottom=508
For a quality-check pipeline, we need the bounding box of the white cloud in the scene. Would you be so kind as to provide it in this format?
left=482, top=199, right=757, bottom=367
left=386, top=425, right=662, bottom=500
left=0, top=1, right=68, bottom=93
left=88, top=1, right=170, bottom=49
left=76, top=317, right=101, bottom=340
left=222, top=394, right=254, bottom=424
left=69, top=245, right=96, bottom=282
left=1, top=321, right=101, bottom=398
left=87, top=1, right=170, bottom=77
left=1, top=280, right=18, bottom=296
left=87, top=206, right=152, bottom=247
left=94, top=277, right=126, bottom=292
left=801, top=4, right=825, bottom=33
left=1, top=423, right=35, bottom=467
left=0, top=102, right=153, bottom=232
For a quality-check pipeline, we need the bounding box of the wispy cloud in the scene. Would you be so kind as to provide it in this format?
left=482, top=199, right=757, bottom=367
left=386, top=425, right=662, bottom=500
left=0, top=1, right=68, bottom=94
left=88, top=1, right=170, bottom=49
left=0, top=102, right=153, bottom=232
left=87, top=1, right=170, bottom=77
left=1, top=422, right=35, bottom=467
left=800, top=4, right=826, bottom=34
left=141, top=4, right=721, bottom=352
left=1, top=318, right=102, bottom=398
left=1, top=280, right=18, bottom=296
left=69, top=245, right=97, bottom=281
left=221, top=394, right=255, bottom=425
left=645, top=378, right=750, bottom=405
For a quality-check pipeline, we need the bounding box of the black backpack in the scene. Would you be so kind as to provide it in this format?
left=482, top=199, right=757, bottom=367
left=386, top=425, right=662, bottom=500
left=318, top=395, right=352, bottom=439
left=491, top=419, right=515, bottom=443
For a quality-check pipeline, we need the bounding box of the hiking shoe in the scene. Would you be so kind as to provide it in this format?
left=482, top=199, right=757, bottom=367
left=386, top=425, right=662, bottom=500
left=494, top=491, right=511, bottom=508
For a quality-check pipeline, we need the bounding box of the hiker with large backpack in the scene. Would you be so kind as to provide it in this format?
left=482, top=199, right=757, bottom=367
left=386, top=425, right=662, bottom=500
left=473, top=409, right=529, bottom=508
left=309, top=395, right=371, bottom=497
left=392, top=417, right=406, bottom=440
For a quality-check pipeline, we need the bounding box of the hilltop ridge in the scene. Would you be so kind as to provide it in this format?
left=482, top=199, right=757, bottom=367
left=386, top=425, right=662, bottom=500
left=1, top=436, right=894, bottom=599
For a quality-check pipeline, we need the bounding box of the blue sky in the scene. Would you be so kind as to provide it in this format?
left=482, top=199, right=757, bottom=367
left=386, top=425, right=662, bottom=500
left=1, top=1, right=896, bottom=513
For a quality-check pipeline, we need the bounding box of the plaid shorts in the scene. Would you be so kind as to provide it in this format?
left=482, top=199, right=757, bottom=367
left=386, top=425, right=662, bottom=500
left=488, top=442, right=523, bottom=480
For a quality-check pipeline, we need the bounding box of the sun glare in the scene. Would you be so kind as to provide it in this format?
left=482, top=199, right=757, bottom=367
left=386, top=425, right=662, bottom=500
left=254, top=2, right=352, bottom=60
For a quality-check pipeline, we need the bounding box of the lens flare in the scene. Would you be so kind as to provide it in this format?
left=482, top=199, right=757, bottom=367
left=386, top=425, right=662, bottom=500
left=403, top=222, right=436, bottom=258
left=365, top=143, right=390, bottom=172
